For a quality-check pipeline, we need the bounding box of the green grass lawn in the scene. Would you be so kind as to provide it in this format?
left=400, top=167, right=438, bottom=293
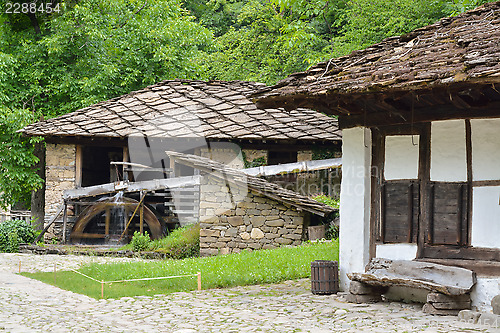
left=22, top=240, right=339, bottom=299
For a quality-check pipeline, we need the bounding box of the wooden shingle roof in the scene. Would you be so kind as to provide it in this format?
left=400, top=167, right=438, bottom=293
left=166, top=151, right=337, bottom=216
left=20, top=80, right=341, bottom=142
left=253, top=2, right=500, bottom=114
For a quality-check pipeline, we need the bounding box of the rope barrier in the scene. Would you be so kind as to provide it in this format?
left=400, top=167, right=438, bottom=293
left=67, top=267, right=102, bottom=283
left=105, top=274, right=198, bottom=284
left=66, top=267, right=202, bottom=298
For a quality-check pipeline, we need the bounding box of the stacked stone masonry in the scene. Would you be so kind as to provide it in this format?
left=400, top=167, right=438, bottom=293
left=44, top=143, right=76, bottom=240
left=199, top=174, right=306, bottom=256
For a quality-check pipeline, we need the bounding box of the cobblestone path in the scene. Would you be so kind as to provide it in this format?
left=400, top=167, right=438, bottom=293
left=0, top=253, right=497, bottom=332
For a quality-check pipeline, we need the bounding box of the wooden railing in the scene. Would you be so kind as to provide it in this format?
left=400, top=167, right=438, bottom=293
left=0, top=210, right=31, bottom=223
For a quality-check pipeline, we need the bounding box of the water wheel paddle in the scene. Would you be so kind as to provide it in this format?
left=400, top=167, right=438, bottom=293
left=70, top=196, right=163, bottom=244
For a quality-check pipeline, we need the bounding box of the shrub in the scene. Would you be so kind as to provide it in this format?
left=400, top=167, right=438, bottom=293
left=312, top=195, right=340, bottom=240
left=130, top=231, right=151, bottom=252
left=149, top=223, right=200, bottom=259
left=311, top=194, right=340, bottom=209
left=325, top=224, right=339, bottom=240
left=0, top=220, right=37, bottom=253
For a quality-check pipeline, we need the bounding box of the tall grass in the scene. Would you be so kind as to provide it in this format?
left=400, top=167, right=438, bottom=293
left=124, top=224, right=200, bottom=259
left=23, top=240, right=339, bottom=299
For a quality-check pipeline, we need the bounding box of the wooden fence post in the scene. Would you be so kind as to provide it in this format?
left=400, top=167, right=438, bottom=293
left=197, top=272, right=201, bottom=291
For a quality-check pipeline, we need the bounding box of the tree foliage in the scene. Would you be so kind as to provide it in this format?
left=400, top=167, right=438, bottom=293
left=0, top=0, right=212, bottom=207
left=0, top=107, right=43, bottom=208
left=0, top=0, right=496, bottom=208
left=197, top=0, right=346, bottom=84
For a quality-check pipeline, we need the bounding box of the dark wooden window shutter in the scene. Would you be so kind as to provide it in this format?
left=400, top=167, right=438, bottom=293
left=381, top=182, right=419, bottom=243
left=429, top=183, right=468, bottom=246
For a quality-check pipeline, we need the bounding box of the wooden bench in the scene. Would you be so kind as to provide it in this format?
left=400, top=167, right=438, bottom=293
left=346, top=258, right=476, bottom=315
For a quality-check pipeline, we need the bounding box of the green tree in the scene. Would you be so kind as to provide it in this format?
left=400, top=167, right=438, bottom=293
left=0, top=107, right=43, bottom=208
left=198, top=0, right=345, bottom=84
left=0, top=0, right=212, bottom=207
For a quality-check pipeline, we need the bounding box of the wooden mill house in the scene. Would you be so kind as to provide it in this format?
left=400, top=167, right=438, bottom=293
left=20, top=79, right=341, bottom=244
left=254, top=2, right=500, bottom=311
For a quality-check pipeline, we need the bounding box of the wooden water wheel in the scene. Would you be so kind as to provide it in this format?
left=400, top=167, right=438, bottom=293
left=70, top=196, right=164, bottom=244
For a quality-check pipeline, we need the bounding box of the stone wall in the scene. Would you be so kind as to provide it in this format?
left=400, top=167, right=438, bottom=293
left=199, top=174, right=306, bottom=256
left=242, top=149, right=268, bottom=165
left=45, top=143, right=76, bottom=239
left=297, top=150, right=313, bottom=162
left=199, top=147, right=245, bottom=169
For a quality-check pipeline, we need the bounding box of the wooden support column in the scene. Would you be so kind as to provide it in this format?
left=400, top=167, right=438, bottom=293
left=417, top=123, right=431, bottom=258
left=75, top=145, right=83, bottom=188
left=369, top=128, right=384, bottom=259
left=123, top=146, right=129, bottom=181
left=140, top=191, right=144, bottom=234
left=407, top=183, right=414, bottom=243
left=62, top=202, right=68, bottom=244
left=169, top=158, right=176, bottom=178
left=465, top=119, right=473, bottom=246
left=105, top=207, right=110, bottom=237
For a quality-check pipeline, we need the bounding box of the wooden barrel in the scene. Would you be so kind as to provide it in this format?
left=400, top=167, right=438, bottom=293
left=311, top=260, right=339, bottom=295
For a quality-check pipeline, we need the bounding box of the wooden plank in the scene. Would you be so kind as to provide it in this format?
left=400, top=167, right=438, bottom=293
left=70, top=232, right=107, bottom=239
left=62, top=203, right=68, bottom=244
left=140, top=191, right=144, bottom=234
left=105, top=207, right=110, bottom=236
left=33, top=204, right=65, bottom=244
left=338, top=100, right=500, bottom=129
left=428, top=184, right=435, bottom=244
left=457, top=185, right=463, bottom=245
left=407, top=183, right=413, bottom=243
left=380, top=183, right=386, bottom=243
left=472, top=180, right=500, bottom=187
left=347, top=258, right=476, bottom=296
left=417, top=123, right=431, bottom=257
left=75, top=145, right=82, bottom=187
left=63, top=175, right=201, bottom=200
left=422, top=245, right=500, bottom=262
left=419, top=258, right=500, bottom=277
left=465, top=119, right=472, bottom=246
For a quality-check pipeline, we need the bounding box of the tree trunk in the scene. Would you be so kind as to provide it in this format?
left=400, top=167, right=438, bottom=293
left=31, top=141, right=46, bottom=230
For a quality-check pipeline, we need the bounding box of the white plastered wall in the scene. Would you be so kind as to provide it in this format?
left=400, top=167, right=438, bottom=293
left=471, top=119, right=500, bottom=249
left=430, top=120, right=467, bottom=182
left=339, top=127, right=371, bottom=290
left=471, top=119, right=500, bottom=181
left=375, top=244, right=418, bottom=261
left=384, top=135, right=419, bottom=180
left=471, top=278, right=500, bottom=312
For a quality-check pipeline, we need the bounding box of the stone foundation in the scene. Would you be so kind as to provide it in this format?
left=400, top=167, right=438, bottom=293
left=199, top=174, right=307, bottom=256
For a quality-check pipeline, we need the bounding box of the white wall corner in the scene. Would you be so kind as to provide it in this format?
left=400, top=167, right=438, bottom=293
left=339, top=127, right=372, bottom=291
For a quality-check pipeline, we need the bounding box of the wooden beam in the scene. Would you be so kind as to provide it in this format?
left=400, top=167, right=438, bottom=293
left=105, top=207, right=110, bottom=236
left=465, top=119, right=473, bottom=246
left=417, top=123, right=431, bottom=258
left=75, top=145, right=82, bottom=188
left=369, top=128, right=383, bottom=258
left=338, top=101, right=500, bottom=129
left=33, top=204, right=65, bottom=244
left=419, top=258, right=500, bottom=277
left=422, top=245, right=500, bottom=262
left=63, top=175, right=201, bottom=200
left=139, top=191, right=144, bottom=234
left=62, top=203, right=68, bottom=244
left=70, top=232, right=107, bottom=239
left=44, top=136, right=128, bottom=147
